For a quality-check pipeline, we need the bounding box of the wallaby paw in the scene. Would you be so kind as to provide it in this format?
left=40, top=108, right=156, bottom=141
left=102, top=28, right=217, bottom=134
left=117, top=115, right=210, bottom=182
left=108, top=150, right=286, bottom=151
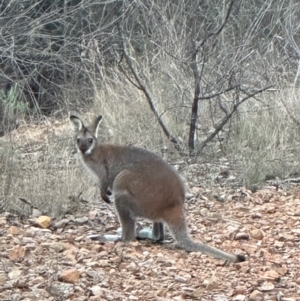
left=136, top=228, right=153, bottom=240
left=87, top=234, right=121, bottom=242
left=102, top=197, right=112, bottom=204
left=136, top=228, right=166, bottom=243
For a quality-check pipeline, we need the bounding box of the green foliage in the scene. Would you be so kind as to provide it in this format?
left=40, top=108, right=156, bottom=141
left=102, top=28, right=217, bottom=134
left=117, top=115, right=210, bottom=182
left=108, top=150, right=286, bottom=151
left=0, top=85, right=28, bottom=134
left=1, top=84, right=27, bottom=113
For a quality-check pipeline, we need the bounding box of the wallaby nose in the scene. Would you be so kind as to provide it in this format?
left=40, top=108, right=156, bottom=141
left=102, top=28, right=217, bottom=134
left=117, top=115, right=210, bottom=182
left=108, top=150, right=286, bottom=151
left=79, top=143, right=89, bottom=154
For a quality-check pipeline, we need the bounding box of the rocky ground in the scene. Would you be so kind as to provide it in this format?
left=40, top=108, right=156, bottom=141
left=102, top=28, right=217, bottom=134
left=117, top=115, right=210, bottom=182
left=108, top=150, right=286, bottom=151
left=1, top=184, right=300, bottom=301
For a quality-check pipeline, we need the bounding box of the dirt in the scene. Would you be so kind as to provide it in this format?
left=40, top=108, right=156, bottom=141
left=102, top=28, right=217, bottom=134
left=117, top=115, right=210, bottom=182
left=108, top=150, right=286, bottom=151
left=1, top=185, right=300, bottom=301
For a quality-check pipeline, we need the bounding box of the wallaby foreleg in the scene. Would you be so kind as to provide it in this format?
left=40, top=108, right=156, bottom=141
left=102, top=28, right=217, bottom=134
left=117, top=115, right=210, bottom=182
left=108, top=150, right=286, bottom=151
left=114, top=194, right=136, bottom=242
left=100, top=179, right=111, bottom=204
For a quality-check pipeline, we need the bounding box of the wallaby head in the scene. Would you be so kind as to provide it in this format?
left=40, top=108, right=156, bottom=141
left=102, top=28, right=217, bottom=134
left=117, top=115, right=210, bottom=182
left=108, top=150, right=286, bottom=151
left=70, top=115, right=246, bottom=263
left=70, top=115, right=102, bottom=155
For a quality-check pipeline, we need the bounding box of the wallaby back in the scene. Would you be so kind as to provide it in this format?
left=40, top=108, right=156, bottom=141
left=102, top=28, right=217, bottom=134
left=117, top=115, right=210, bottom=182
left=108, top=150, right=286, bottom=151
left=70, top=115, right=246, bottom=263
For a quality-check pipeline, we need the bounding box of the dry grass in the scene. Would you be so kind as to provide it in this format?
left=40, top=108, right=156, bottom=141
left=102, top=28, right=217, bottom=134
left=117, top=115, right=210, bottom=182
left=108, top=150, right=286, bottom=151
left=1, top=84, right=300, bottom=216
left=224, top=88, right=300, bottom=190
left=0, top=118, right=91, bottom=217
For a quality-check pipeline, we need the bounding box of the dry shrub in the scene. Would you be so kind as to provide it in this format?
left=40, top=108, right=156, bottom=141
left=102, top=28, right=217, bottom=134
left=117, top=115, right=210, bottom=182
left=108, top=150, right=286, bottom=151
left=0, top=119, right=91, bottom=217
left=224, top=88, right=300, bottom=190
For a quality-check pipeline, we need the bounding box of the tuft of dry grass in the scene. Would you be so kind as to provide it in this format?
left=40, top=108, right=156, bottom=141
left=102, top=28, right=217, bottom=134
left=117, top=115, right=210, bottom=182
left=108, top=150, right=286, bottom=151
left=223, top=88, right=300, bottom=190
left=0, top=118, right=95, bottom=217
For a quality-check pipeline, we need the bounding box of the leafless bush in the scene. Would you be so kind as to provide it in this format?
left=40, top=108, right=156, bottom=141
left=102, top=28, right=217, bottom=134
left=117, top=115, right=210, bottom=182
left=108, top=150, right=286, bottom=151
left=224, top=88, right=300, bottom=190
left=1, top=0, right=300, bottom=214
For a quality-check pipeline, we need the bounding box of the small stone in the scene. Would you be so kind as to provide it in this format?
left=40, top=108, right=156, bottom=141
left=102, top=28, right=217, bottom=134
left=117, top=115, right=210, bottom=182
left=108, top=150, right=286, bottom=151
left=265, top=205, right=276, bottom=213
left=35, top=216, right=52, bottom=228
left=233, top=295, right=246, bottom=301
left=90, top=285, right=103, bottom=296
left=46, top=283, right=74, bottom=297
left=259, top=281, right=275, bottom=291
left=0, top=273, right=7, bottom=286
left=242, top=243, right=258, bottom=253
left=28, top=276, right=45, bottom=285
left=58, top=268, right=80, bottom=283
left=127, top=262, right=139, bottom=272
left=205, top=275, right=219, bottom=290
left=50, top=242, right=68, bottom=252
left=32, top=208, right=42, bottom=217
left=53, top=219, right=70, bottom=228
left=174, top=275, right=187, bottom=283
left=139, top=259, right=154, bottom=267
left=276, top=266, right=288, bottom=276
left=249, top=229, right=264, bottom=240
left=235, top=232, right=250, bottom=240
left=8, top=226, right=21, bottom=235
left=8, top=269, right=22, bottom=280
left=249, top=290, right=263, bottom=301
left=185, top=193, right=194, bottom=200
left=227, top=225, right=240, bottom=234
left=0, top=217, right=6, bottom=226
left=89, top=210, right=98, bottom=220
left=98, top=260, right=110, bottom=267
left=261, top=270, right=280, bottom=281
left=8, top=246, right=26, bottom=261
left=251, top=213, right=262, bottom=219
left=22, top=237, right=34, bottom=244
left=75, top=217, right=88, bottom=224
left=99, top=251, right=108, bottom=258
left=24, top=228, right=35, bottom=237
left=200, top=208, right=209, bottom=216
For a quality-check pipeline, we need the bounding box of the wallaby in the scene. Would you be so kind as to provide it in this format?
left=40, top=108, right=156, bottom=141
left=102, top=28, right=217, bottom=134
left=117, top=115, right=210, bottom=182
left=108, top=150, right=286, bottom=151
left=70, top=115, right=246, bottom=263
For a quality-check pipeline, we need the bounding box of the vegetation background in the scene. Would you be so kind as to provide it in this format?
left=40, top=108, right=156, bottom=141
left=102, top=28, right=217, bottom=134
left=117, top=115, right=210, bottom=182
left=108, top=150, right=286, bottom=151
left=1, top=0, right=300, bottom=216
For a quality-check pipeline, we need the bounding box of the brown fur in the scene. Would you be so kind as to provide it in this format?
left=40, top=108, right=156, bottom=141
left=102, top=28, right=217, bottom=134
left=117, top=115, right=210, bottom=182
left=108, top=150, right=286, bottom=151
left=70, top=115, right=246, bottom=263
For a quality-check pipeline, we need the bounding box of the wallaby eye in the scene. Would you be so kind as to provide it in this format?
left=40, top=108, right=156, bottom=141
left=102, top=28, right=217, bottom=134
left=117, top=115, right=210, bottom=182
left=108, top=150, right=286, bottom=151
left=76, top=138, right=80, bottom=143
left=88, top=138, right=93, bottom=143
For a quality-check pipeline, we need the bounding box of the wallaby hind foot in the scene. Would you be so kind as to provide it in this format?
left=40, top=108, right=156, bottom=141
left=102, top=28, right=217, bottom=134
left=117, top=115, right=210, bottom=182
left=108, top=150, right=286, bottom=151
left=70, top=115, right=246, bottom=263
left=136, top=222, right=164, bottom=242
left=89, top=222, right=164, bottom=244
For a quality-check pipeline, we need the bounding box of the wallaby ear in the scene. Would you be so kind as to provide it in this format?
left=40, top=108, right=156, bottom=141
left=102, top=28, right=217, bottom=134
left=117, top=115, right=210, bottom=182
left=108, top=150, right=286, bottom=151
left=90, top=115, right=103, bottom=138
left=70, top=115, right=84, bottom=131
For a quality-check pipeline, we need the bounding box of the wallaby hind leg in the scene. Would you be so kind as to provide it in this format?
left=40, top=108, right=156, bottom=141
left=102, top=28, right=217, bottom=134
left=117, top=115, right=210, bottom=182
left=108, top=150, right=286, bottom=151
left=137, top=222, right=164, bottom=242
left=153, top=222, right=164, bottom=241
left=165, top=205, right=246, bottom=263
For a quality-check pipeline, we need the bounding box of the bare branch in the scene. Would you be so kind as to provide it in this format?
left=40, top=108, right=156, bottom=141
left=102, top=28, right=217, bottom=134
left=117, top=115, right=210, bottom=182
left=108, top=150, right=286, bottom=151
left=188, top=1, right=235, bottom=152
left=194, top=85, right=273, bottom=154
left=118, top=65, right=142, bottom=91
left=198, top=0, right=235, bottom=50
left=217, top=95, right=229, bottom=115
left=197, top=86, right=238, bottom=100
left=118, top=28, right=182, bottom=152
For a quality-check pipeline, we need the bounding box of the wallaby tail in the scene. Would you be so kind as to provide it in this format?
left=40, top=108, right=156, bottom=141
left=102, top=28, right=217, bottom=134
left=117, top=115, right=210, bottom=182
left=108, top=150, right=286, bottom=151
left=167, top=212, right=246, bottom=263
left=176, top=235, right=245, bottom=262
